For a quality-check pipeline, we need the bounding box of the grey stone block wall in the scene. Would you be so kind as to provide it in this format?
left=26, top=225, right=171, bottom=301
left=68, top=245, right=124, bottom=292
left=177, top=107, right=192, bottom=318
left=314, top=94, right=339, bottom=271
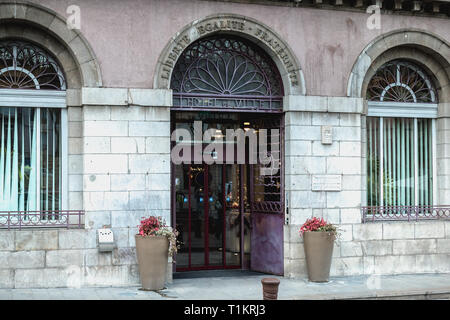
left=283, top=101, right=450, bottom=279
left=0, top=104, right=173, bottom=289
left=284, top=221, right=450, bottom=278
left=80, top=105, right=172, bottom=287
left=0, top=1, right=448, bottom=289
left=0, top=229, right=140, bottom=288
left=82, top=105, right=171, bottom=230
left=1, top=101, right=449, bottom=287
left=285, top=106, right=363, bottom=228
left=437, top=116, right=450, bottom=205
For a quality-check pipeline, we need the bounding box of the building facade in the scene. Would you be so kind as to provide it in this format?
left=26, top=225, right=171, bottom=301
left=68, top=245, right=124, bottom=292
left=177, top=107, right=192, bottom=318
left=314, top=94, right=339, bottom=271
left=0, top=0, right=449, bottom=288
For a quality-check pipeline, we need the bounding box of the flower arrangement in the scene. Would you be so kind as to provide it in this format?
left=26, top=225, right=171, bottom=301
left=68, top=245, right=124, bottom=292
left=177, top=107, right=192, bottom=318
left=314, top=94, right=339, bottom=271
left=299, top=217, right=340, bottom=237
left=138, top=216, right=179, bottom=257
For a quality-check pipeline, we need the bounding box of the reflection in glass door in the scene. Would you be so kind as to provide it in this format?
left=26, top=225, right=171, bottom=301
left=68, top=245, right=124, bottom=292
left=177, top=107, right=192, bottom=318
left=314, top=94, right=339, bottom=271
left=207, top=164, right=223, bottom=267
left=175, top=163, right=246, bottom=271
left=224, top=164, right=242, bottom=268
left=172, top=111, right=284, bottom=274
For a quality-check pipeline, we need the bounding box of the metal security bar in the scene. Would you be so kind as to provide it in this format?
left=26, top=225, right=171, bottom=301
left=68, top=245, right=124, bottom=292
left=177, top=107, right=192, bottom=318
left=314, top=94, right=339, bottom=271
left=0, top=210, right=84, bottom=229
left=250, top=117, right=284, bottom=214
left=361, top=206, right=450, bottom=222
left=366, top=117, right=436, bottom=208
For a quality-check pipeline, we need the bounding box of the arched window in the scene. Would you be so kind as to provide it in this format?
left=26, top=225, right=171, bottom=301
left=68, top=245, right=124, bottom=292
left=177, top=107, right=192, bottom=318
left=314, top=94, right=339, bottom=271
left=171, top=35, right=283, bottom=111
left=0, top=40, right=66, bottom=217
left=366, top=60, right=437, bottom=214
left=367, top=60, right=436, bottom=103
left=0, top=40, right=66, bottom=90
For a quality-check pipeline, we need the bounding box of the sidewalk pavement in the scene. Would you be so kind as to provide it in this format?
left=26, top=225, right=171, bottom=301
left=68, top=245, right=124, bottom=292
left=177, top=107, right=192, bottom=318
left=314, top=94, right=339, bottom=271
left=0, top=272, right=449, bottom=300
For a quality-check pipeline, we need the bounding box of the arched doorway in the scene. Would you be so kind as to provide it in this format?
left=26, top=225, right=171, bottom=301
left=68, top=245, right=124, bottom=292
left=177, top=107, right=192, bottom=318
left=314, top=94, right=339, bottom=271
left=170, top=35, right=285, bottom=274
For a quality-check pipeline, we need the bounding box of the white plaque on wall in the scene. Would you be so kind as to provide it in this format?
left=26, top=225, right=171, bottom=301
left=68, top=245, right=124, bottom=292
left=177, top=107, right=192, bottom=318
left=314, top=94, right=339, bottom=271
left=312, top=175, right=342, bottom=191
left=321, top=125, right=333, bottom=145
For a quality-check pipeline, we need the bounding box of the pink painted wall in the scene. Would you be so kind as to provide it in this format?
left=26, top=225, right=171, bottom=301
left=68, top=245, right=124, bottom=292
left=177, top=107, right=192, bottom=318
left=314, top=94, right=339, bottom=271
left=25, top=0, right=450, bottom=96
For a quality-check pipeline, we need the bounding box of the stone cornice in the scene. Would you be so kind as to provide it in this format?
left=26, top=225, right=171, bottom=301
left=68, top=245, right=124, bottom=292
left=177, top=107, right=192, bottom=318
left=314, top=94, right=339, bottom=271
left=284, top=95, right=365, bottom=113
left=66, top=88, right=172, bottom=107
left=202, top=0, right=450, bottom=17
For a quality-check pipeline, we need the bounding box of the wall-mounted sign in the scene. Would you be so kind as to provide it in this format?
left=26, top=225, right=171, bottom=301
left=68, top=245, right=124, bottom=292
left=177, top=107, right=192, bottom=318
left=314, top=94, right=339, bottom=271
left=312, top=175, right=341, bottom=191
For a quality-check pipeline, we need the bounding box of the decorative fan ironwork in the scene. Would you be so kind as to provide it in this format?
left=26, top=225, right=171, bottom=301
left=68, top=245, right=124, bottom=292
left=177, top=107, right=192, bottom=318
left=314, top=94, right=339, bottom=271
left=0, top=40, right=66, bottom=90
left=171, top=36, right=283, bottom=111
left=367, top=60, right=437, bottom=103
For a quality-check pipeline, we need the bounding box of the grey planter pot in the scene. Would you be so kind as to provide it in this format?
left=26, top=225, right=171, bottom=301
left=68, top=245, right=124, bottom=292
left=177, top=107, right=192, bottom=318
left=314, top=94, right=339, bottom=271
left=135, top=235, right=169, bottom=290
left=303, top=231, right=335, bottom=282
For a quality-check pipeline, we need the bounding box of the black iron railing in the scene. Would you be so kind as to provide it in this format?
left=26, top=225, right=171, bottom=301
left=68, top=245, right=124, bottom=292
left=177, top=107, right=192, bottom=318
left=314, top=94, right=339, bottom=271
left=0, top=210, right=84, bottom=230
left=361, top=205, right=450, bottom=223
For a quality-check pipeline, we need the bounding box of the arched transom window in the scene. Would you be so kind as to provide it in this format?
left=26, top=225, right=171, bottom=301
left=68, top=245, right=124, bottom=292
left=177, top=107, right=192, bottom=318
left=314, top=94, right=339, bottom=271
left=367, top=60, right=436, bottom=103
left=171, top=36, right=283, bottom=111
left=365, top=60, right=438, bottom=219
left=0, top=40, right=66, bottom=90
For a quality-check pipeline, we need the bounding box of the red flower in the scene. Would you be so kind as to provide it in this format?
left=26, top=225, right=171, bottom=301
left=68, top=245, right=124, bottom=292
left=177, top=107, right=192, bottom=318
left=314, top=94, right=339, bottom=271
left=138, top=216, right=166, bottom=237
left=299, top=217, right=334, bottom=236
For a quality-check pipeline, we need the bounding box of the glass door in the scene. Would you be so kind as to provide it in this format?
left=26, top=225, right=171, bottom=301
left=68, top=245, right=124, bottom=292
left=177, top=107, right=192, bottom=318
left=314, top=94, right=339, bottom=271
left=175, top=163, right=244, bottom=271
left=172, top=111, right=284, bottom=274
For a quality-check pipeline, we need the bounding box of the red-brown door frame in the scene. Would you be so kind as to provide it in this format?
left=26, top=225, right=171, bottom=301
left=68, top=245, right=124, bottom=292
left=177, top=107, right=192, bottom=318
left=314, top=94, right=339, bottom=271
left=174, top=162, right=243, bottom=272
left=171, top=112, right=284, bottom=273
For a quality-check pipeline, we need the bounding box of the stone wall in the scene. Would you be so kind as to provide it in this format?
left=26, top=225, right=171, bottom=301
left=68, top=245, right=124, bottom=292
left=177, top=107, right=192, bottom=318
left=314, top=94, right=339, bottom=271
left=283, top=96, right=450, bottom=278
left=284, top=221, right=450, bottom=278
left=2, top=95, right=449, bottom=288
left=0, top=229, right=140, bottom=288
left=2, top=101, right=450, bottom=288
left=79, top=102, right=173, bottom=288
left=1, top=1, right=449, bottom=289
left=68, top=106, right=84, bottom=213
left=437, top=104, right=450, bottom=204
left=81, top=105, right=171, bottom=230
left=0, top=96, right=174, bottom=288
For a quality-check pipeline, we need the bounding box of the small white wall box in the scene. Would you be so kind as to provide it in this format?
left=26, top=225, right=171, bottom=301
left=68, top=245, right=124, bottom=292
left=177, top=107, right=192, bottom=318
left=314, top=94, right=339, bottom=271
left=97, top=228, right=114, bottom=252
left=321, top=125, right=333, bottom=145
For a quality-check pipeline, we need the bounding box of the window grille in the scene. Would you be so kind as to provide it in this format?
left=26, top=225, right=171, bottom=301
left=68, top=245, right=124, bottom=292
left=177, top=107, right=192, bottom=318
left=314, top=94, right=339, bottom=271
left=0, top=40, right=66, bottom=90
left=171, top=36, right=283, bottom=111
left=363, top=60, right=442, bottom=222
